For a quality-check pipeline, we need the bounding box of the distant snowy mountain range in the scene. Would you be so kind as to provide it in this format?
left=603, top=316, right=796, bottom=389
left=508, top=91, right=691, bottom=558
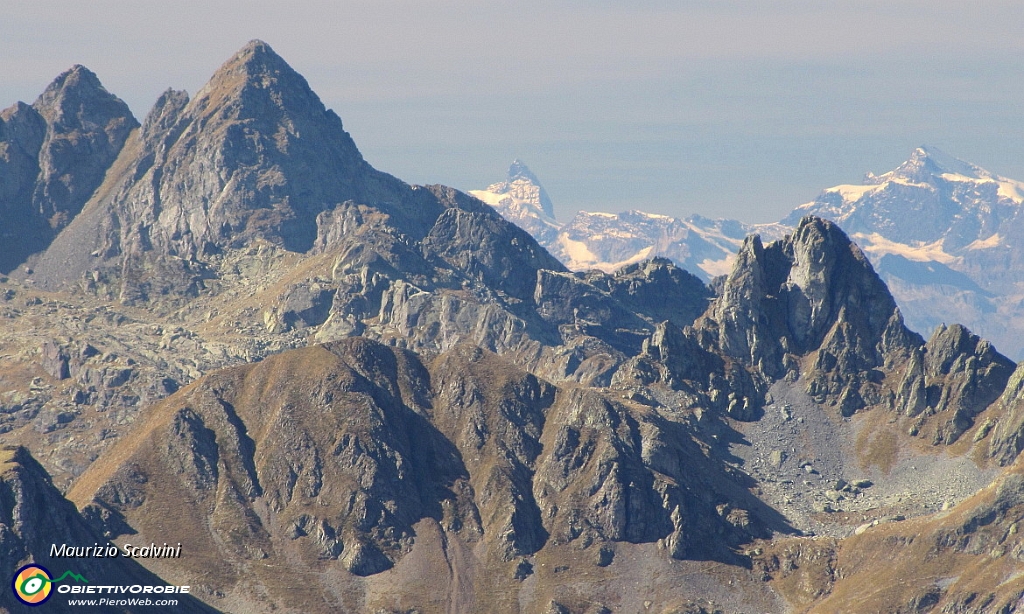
left=472, top=148, right=1024, bottom=359
left=470, top=162, right=787, bottom=279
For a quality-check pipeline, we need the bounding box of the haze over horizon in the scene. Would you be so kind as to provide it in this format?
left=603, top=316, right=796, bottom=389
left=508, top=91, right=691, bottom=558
left=5, top=1, right=1024, bottom=223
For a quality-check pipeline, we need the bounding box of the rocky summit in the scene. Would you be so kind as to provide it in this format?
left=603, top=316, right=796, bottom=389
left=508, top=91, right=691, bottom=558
left=0, top=65, right=137, bottom=274
left=786, top=145, right=1024, bottom=360
left=479, top=148, right=1024, bottom=361
left=2, top=41, right=1024, bottom=613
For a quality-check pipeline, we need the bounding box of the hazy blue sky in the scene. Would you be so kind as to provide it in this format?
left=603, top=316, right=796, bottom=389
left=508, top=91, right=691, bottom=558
left=5, top=1, right=1024, bottom=222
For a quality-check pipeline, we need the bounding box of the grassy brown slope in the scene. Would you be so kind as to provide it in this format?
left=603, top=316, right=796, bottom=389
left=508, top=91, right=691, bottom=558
left=792, top=456, right=1024, bottom=613
left=0, top=446, right=221, bottom=614
left=65, top=338, right=799, bottom=612
left=62, top=341, right=477, bottom=611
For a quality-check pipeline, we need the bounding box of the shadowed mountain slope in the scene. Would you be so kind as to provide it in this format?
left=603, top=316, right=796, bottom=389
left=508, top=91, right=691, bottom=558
left=0, top=446, right=219, bottom=613
left=3, top=43, right=1024, bottom=614
left=67, top=339, right=786, bottom=613
left=0, top=65, right=137, bottom=273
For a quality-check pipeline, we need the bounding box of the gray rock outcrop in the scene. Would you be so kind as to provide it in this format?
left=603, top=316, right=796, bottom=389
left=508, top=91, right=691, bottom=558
left=0, top=65, right=136, bottom=273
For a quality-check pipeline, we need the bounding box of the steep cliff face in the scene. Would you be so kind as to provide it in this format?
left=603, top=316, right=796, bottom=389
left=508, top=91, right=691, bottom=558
left=690, top=217, right=1014, bottom=443
left=904, top=323, right=1015, bottom=445
left=6, top=43, right=1024, bottom=614
left=583, top=257, right=712, bottom=330
left=702, top=216, right=914, bottom=383
left=989, top=363, right=1024, bottom=465
left=0, top=66, right=136, bottom=273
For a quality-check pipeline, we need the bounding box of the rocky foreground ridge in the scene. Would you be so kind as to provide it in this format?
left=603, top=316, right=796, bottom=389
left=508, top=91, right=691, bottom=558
left=2, top=41, right=1024, bottom=613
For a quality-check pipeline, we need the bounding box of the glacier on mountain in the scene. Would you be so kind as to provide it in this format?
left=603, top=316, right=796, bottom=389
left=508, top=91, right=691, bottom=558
left=474, top=148, right=1024, bottom=359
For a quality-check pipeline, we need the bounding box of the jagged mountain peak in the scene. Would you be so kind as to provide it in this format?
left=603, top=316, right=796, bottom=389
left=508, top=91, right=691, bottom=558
left=236, top=38, right=280, bottom=61
left=0, top=62, right=136, bottom=273
left=32, top=63, right=135, bottom=129
left=11, top=47, right=1024, bottom=614
left=30, top=43, right=566, bottom=307
left=869, top=145, right=992, bottom=185
left=500, top=158, right=556, bottom=219
left=210, top=39, right=297, bottom=85
left=706, top=216, right=915, bottom=408
left=470, top=160, right=560, bottom=245
left=191, top=39, right=328, bottom=122
left=786, top=146, right=1024, bottom=234
left=28, top=41, right=393, bottom=289
left=38, top=64, right=100, bottom=95
left=37, top=64, right=102, bottom=100
left=699, top=214, right=1014, bottom=436
left=507, top=158, right=540, bottom=183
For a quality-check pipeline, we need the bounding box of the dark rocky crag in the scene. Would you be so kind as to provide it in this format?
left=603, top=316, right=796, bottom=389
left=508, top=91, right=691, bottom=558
left=687, top=217, right=1014, bottom=441
left=1, top=41, right=1024, bottom=613
left=0, top=65, right=137, bottom=273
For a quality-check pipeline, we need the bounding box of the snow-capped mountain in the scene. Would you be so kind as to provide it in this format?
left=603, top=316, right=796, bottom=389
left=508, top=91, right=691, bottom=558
left=473, top=149, right=1024, bottom=359
left=786, top=146, right=1024, bottom=247
left=787, top=146, right=1024, bottom=358
left=469, top=159, right=560, bottom=244
left=555, top=210, right=787, bottom=278
left=470, top=161, right=785, bottom=279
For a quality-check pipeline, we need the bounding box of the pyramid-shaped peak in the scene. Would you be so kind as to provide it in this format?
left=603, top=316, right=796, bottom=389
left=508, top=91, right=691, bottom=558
left=228, top=39, right=289, bottom=71
left=31, top=63, right=136, bottom=129
left=35, top=64, right=108, bottom=108
left=505, top=159, right=555, bottom=218
left=874, top=145, right=991, bottom=185
left=197, top=39, right=313, bottom=99
left=908, top=146, right=981, bottom=175
left=188, top=39, right=333, bottom=129
left=508, top=159, right=541, bottom=184
left=242, top=38, right=274, bottom=54
left=46, top=64, right=102, bottom=89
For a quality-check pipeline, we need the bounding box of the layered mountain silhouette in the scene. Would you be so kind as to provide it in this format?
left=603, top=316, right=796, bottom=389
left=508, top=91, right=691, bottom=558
left=1, top=41, right=1024, bottom=612
left=477, top=149, right=1024, bottom=360
left=471, top=161, right=788, bottom=279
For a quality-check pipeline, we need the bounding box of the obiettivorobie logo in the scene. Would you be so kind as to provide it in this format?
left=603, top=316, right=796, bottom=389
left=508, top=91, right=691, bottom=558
left=11, top=564, right=88, bottom=606
left=10, top=563, right=191, bottom=608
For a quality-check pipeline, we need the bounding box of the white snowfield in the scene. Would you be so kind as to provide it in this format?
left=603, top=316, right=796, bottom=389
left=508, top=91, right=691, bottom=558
left=473, top=165, right=785, bottom=279
left=853, top=234, right=957, bottom=265
left=474, top=149, right=1024, bottom=358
